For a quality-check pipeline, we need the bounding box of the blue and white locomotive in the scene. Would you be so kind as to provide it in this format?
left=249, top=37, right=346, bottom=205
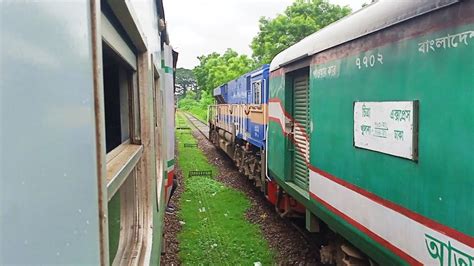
left=209, top=64, right=270, bottom=187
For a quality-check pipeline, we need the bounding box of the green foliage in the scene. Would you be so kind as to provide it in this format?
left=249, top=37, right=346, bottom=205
left=178, top=90, right=213, bottom=121
left=193, top=49, right=256, bottom=94
left=179, top=1, right=350, bottom=116
left=175, top=67, right=197, bottom=99
left=251, top=0, right=351, bottom=64
left=178, top=49, right=255, bottom=120
left=175, top=114, right=274, bottom=265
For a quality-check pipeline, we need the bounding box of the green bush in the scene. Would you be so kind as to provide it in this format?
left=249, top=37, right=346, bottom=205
left=178, top=90, right=213, bottom=122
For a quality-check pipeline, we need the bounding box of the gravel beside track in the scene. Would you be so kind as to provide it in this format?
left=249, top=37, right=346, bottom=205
left=161, top=115, right=321, bottom=265
left=161, top=161, right=184, bottom=265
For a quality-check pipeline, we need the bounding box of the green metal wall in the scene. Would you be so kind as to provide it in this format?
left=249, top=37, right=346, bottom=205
left=268, top=18, right=474, bottom=264
left=310, top=23, right=474, bottom=234
left=268, top=75, right=289, bottom=180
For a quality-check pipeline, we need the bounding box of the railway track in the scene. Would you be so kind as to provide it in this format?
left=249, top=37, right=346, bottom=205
left=182, top=112, right=210, bottom=139
left=178, top=111, right=321, bottom=263
left=181, top=111, right=315, bottom=247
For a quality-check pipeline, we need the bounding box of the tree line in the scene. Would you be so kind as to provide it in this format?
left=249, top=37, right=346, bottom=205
left=177, top=0, right=352, bottom=120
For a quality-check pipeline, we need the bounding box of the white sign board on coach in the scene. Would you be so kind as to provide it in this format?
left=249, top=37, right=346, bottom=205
left=354, top=101, right=418, bottom=160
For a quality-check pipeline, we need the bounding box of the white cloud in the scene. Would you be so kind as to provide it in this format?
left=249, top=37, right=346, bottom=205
left=164, top=0, right=368, bottom=68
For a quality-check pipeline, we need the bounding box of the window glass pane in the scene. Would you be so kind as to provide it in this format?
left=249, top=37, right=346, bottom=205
left=252, top=81, right=261, bottom=104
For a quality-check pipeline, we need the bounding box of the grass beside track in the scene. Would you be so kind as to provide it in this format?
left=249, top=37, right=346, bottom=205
left=185, top=107, right=207, bottom=122
left=176, top=113, right=274, bottom=265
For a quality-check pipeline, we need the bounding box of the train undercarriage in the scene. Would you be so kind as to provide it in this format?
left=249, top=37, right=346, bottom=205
left=210, top=126, right=265, bottom=188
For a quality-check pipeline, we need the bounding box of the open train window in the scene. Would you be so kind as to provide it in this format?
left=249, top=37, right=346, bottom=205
left=252, top=80, right=262, bottom=104
left=100, top=7, right=145, bottom=263
left=102, top=44, right=135, bottom=152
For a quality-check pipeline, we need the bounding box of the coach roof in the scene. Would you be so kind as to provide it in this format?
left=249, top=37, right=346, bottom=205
left=269, top=0, right=460, bottom=71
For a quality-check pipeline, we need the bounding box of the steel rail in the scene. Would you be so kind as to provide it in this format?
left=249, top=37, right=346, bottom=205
left=182, top=112, right=210, bottom=140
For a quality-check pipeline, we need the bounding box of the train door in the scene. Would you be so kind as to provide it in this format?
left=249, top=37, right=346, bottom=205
left=291, top=69, right=310, bottom=190
left=245, top=76, right=252, bottom=137
left=250, top=74, right=263, bottom=141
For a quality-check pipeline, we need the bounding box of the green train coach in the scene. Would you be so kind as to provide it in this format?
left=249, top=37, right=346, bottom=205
left=267, top=0, right=473, bottom=264
left=1, top=0, right=177, bottom=264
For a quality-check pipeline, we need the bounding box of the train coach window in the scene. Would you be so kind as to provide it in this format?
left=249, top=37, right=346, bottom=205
left=253, top=80, right=262, bottom=104
left=99, top=3, right=151, bottom=264
left=102, top=44, right=134, bottom=152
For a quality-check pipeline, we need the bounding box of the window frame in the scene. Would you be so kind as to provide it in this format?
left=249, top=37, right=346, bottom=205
left=252, top=80, right=262, bottom=104
left=101, top=12, right=142, bottom=201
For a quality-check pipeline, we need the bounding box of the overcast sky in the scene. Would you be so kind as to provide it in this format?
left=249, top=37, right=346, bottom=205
left=164, top=0, right=368, bottom=69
